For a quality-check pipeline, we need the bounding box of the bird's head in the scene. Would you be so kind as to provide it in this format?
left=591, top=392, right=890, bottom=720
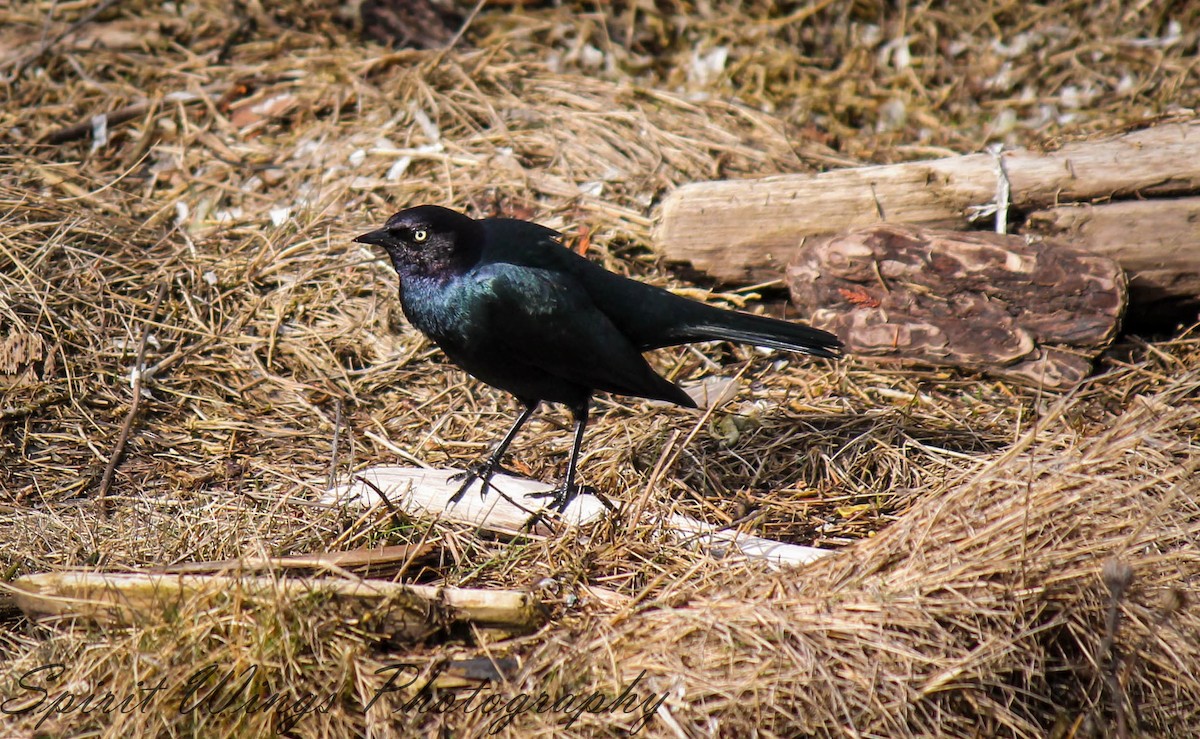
left=354, top=205, right=485, bottom=280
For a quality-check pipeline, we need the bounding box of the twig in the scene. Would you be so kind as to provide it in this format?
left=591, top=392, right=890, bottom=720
left=96, top=283, right=168, bottom=512
left=42, top=91, right=207, bottom=145
left=353, top=474, right=407, bottom=531
left=43, top=102, right=152, bottom=145
left=1098, top=558, right=1134, bottom=739
left=440, top=0, right=487, bottom=54
left=328, top=398, right=344, bottom=490
left=6, top=0, right=123, bottom=79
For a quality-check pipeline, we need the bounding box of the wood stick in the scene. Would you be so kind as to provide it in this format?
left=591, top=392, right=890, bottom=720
left=5, top=571, right=545, bottom=637
left=43, top=102, right=152, bottom=145
left=654, top=121, right=1200, bottom=287
left=96, top=283, right=167, bottom=511
left=42, top=90, right=210, bottom=145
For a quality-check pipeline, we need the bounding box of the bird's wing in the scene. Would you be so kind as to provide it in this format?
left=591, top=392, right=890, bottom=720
left=468, top=264, right=694, bottom=405
left=480, top=219, right=840, bottom=357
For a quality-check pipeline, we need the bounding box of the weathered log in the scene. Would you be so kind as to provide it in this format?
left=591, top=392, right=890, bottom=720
left=1025, top=197, right=1200, bottom=305
left=655, top=121, right=1200, bottom=295
left=787, top=224, right=1126, bottom=388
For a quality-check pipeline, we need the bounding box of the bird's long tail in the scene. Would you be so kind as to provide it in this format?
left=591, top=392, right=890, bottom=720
left=668, top=303, right=842, bottom=358
left=571, top=256, right=842, bottom=358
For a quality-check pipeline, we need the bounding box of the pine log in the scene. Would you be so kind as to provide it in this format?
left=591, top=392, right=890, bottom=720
left=787, top=224, right=1126, bottom=388
left=655, top=121, right=1200, bottom=294
left=1025, top=197, right=1200, bottom=305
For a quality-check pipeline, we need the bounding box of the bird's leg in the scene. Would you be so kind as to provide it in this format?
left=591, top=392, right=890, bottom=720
left=525, top=402, right=614, bottom=514
left=557, top=405, right=590, bottom=512
left=448, top=401, right=538, bottom=504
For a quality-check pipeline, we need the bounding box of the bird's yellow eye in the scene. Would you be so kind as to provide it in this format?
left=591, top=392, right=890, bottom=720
left=412, top=229, right=428, bottom=243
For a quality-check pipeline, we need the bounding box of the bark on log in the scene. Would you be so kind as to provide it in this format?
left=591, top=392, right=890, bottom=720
left=1025, top=197, right=1200, bottom=305
left=655, top=121, right=1200, bottom=293
left=788, top=224, right=1126, bottom=389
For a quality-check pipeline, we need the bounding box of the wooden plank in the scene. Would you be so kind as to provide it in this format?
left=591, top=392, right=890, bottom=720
left=654, top=121, right=1200, bottom=285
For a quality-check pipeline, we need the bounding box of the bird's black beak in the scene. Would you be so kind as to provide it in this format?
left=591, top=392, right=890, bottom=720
left=353, top=229, right=391, bottom=247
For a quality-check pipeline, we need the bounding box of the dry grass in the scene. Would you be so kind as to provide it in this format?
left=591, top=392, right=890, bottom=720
left=1, top=0, right=1199, bottom=736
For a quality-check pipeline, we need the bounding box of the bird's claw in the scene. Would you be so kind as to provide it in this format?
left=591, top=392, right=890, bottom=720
left=447, top=461, right=495, bottom=504
left=448, top=459, right=532, bottom=505
left=524, top=486, right=570, bottom=512
left=521, top=484, right=615, bottom=530
left=521, top=486, right=569, bottom=531
left=525, top=483, right=614, bottom=513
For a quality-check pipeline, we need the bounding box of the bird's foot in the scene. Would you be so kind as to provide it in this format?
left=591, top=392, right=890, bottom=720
left=447, top=460, right=506, bottom=504
left=448, top=459, right=538, bottom=505
left=525, top=483, right=615, bottom=514
left=448, top=459, right=525, bottom=485
left=525, top=483, right=576, bottom=513
left=521, top=483, right=615, bottom=531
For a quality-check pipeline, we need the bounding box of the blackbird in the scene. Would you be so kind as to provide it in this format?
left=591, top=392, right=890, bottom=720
left=356, top=205, right=841, bottom=512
